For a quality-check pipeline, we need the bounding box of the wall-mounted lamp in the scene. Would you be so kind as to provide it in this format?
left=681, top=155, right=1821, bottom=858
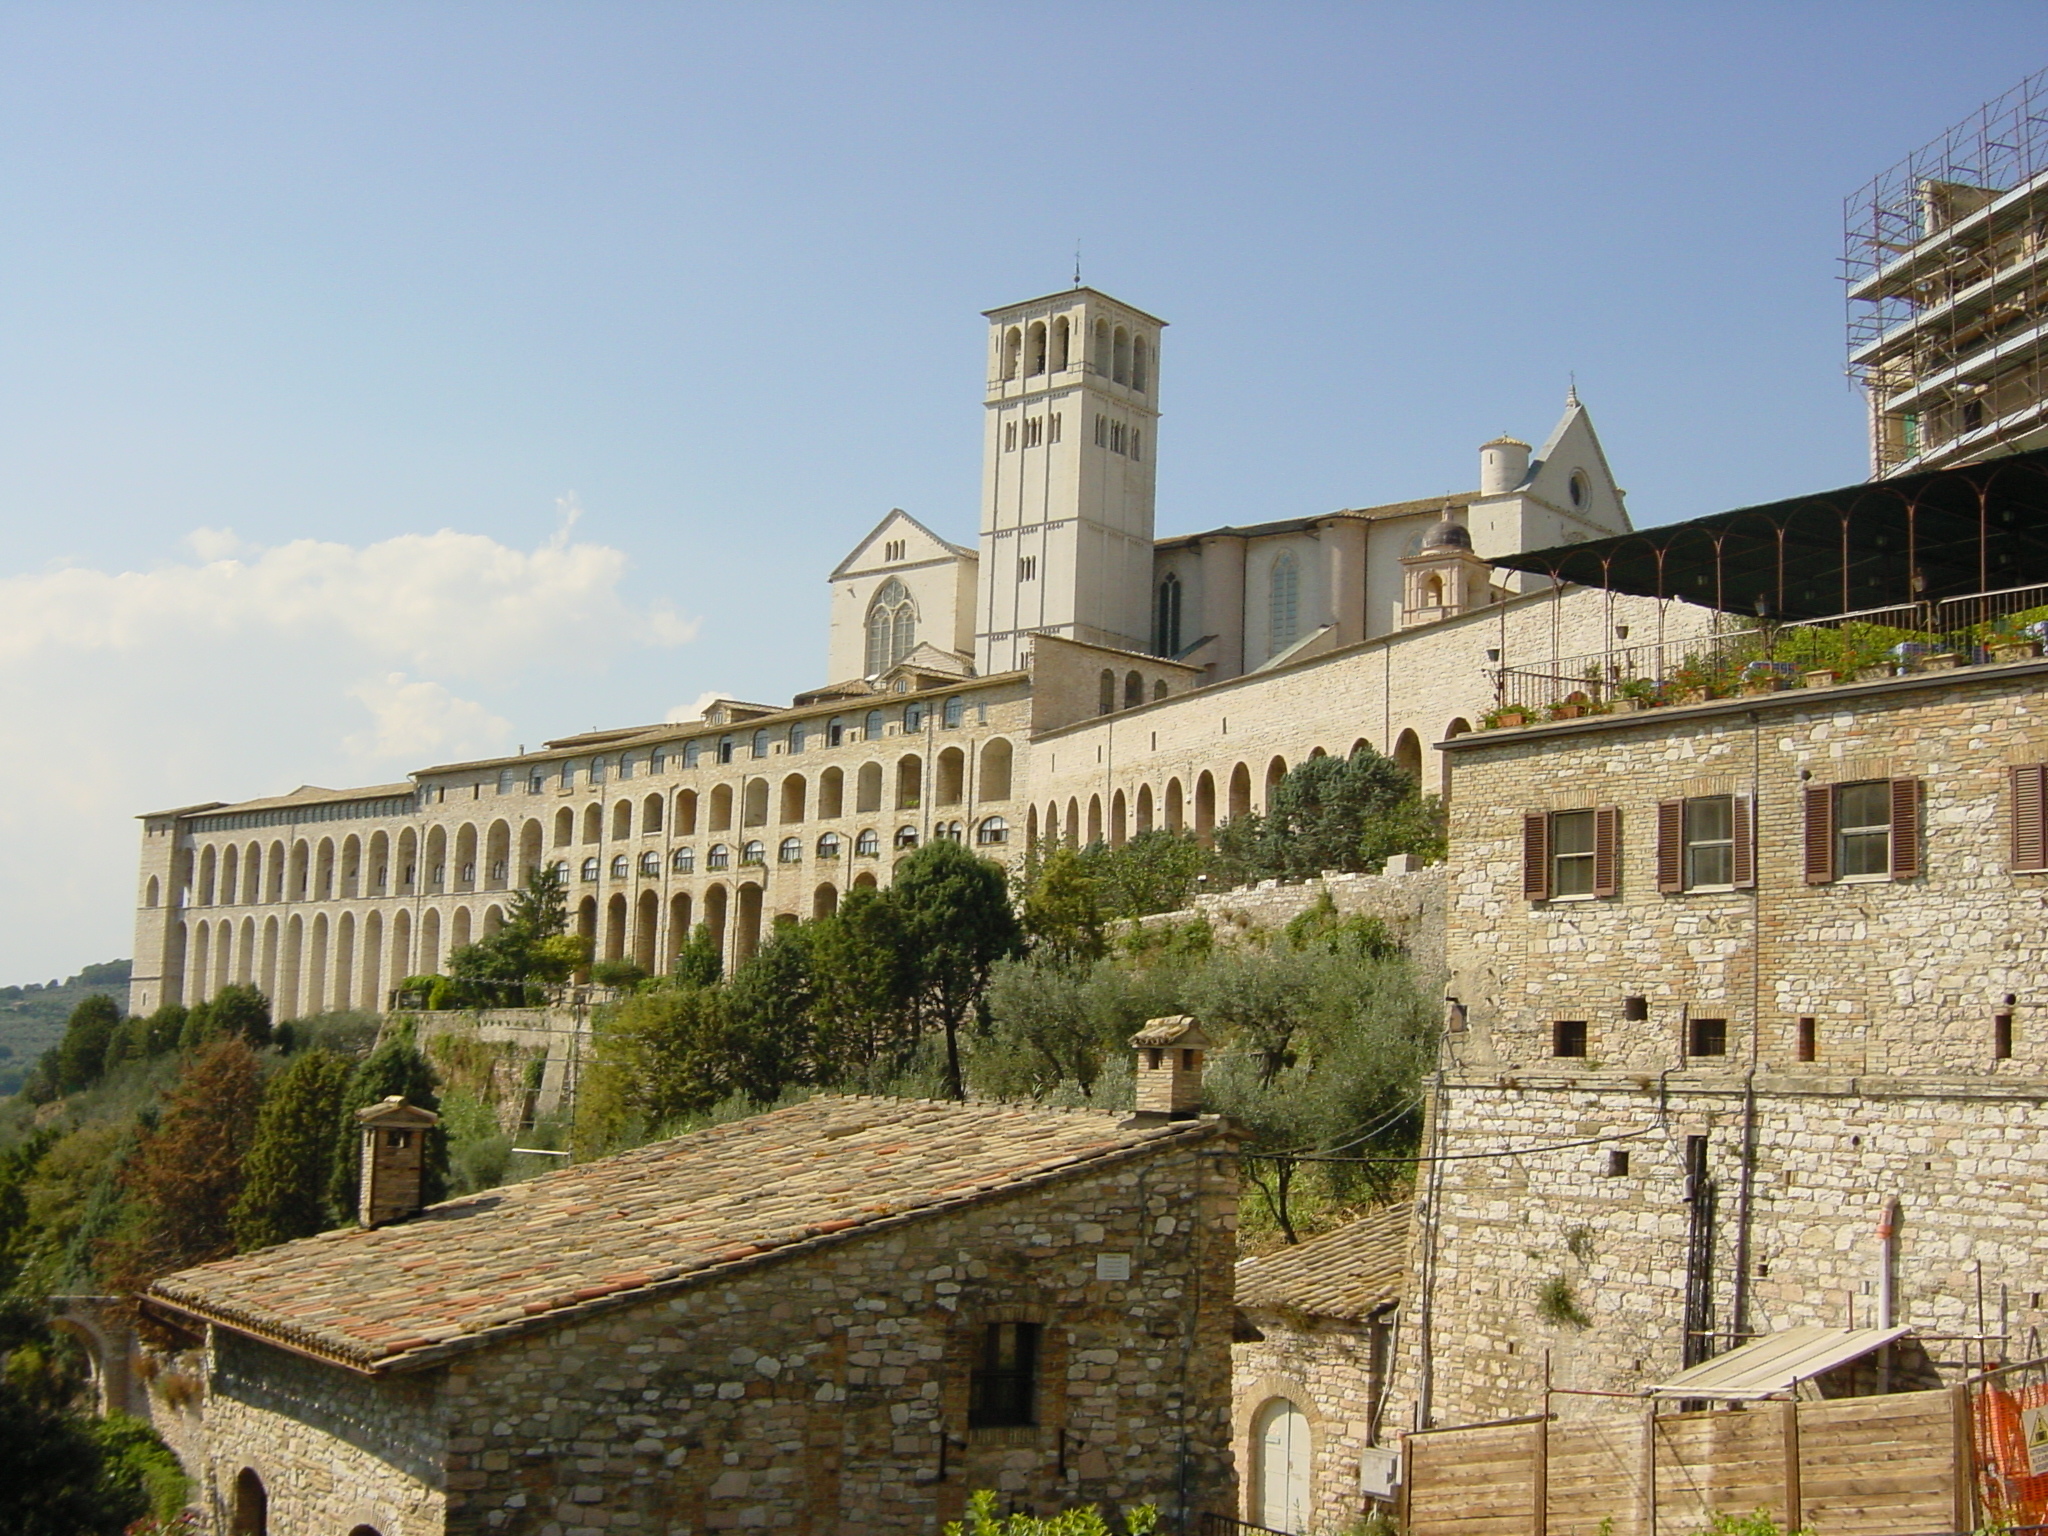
left=1485, top=648, right=1501, bottom=664
left=1614, top=625, right=1630, bottom=642
left=1754, top=594, right=1774, bottom=619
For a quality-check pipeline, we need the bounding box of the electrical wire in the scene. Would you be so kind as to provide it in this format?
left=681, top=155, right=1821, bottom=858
left=1233, top=1121, right=1660, bottom=1165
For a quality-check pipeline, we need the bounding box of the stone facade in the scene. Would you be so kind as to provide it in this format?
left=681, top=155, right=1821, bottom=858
left=1406, top=660, right=2048, bottom=1429
left=1141, top=864, right=1449, bottom=980
left=158, top=1099, right=1240, bottom=1536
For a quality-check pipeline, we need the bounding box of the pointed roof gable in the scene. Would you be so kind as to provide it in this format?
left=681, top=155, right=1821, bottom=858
left=829, top=509, right=974, bottom=582
left=1519, top=394, right=1632, bottom=535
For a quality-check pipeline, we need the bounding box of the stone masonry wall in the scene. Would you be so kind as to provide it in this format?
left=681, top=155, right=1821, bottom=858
left=197, top=1135, right=1238, bottom=1536
left=1232, top=1314, right=1388, bottom=1533
left=1141, top=864, right=1448, bottom=979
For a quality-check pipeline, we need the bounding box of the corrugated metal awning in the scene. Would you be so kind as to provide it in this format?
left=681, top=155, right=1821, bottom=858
left=1645, top=1325, right=1913, bottom=1399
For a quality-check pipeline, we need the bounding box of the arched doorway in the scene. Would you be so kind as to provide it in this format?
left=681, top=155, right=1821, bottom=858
left=1252, top=1397, right=1309, bottom=1534
left=232, top=1468, right=268, bottom=1535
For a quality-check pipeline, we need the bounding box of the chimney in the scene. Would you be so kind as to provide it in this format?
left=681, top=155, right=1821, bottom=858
left=1128, top=1016, right=1211, bottom=1122
left=356, top=1095, right=440, bottom=1228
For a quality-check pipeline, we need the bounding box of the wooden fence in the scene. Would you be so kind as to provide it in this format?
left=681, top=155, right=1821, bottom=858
left=1403, top=1387, right=1970, bottom=1536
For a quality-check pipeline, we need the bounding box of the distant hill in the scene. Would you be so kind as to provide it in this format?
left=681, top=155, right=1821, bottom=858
left=0, top=961, right=131, bottom=1096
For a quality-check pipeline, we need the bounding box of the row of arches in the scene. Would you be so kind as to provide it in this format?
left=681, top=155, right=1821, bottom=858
left=1000, top=316, right=1153, bottom=392
left=1029, top=724, right=1467, bottom=851
left=180, top=902, right=509, bottom=1015
left=166, top=743, right=1019, bottom=909
left=1098, top=668, right=1172, bottom=715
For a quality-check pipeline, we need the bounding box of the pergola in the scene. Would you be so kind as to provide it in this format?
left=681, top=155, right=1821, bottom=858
left=1490, top=445, right=2048, bottom=621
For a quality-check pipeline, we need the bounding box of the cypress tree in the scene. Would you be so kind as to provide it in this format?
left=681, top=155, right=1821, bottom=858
left=230, top=1050, right=352, bottom=1250
left=328, top=1039, right=446, bottom=1220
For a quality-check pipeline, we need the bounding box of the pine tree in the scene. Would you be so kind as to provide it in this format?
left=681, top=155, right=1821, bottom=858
left=99, top=1038, right=265, bottom=1294
left=328, top=1038, right=446, bottom=1219
left=230, top=1049, right=352, bottom=1250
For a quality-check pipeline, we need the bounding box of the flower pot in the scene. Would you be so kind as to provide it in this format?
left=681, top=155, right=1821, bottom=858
left=1803, top=669, right=1839, bottom=689
left=1676, top=687, right=1708, bottom=705
left=1919, top=652, right=1960, bottom=672
left=1992, top=641, right=2043, bottom=664
left=1489, top=712, right=1528, bottom=729
left=1549, top=704, right=1584, bottom=721
left=1855, top=665, right=1893, bottom=683
left=1741, top=678, right=1787, bottom=696
left=1610, top=697, right=1642, bottom=715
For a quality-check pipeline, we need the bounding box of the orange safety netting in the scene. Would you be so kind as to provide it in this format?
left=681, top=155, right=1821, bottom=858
left=1976, top=1381, right=2048, bottom=1525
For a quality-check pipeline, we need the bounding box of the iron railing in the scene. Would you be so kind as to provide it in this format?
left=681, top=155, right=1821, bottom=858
left=1490, top=583, right=2048, bottom=721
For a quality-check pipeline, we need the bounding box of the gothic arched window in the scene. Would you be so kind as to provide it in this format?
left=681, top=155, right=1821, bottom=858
left=1155, top=571, right=1183, bottom=657
left=1269, top=552, right=1301, bottom=655
left=865, top=579, right=917, bottom=677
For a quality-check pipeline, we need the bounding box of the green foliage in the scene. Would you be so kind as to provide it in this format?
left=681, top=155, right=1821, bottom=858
left=230, top=1049, right=352, bottom=1250
left=99, top=1038, right=266, bottom=1296
left=891, top=840, right=1025, bottom=1099
left=54, top=996, right=123, bottom=1094
left=89, top=1412, right=192, bottom=1527
left=1215, top=746, right=1444, bottom=882
left=1535, top=1274, right=1591, bottom=1329
left=721, top=926, right=821, bottom=1103
left=177, top=984, right=273, bottom=1050
left=0, top=1376, right=150, bottom=1535
left=440, top=1089, right=515, bottom=1196
left=974, top=954, right=1181, bottom=1104
left=1076, top=830, right=1215, bottom=920
left=1687, top=1510, right=1814, bottom=1536
left=447, top=864, right=584, bottom=1002
left=574, top=983, right=732, bottom=1156
left=1021, top=847, right=1108, bottom=967
left=805, top=890, right=914, bottom=1086
left=590, top=959, right=649, bottom=988
left=671, top=922, right=724, bottom=987
left=328, top=1038, right=446, bottom=1219
left=943, top=1488, right=1158, bottom=1536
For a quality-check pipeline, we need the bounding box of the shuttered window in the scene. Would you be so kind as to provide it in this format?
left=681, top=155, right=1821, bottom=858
left=1524, top=807, right=1618, bottom=899
left=1805, top=779, right=1921, bottom=882
left=2013, top=765, right=2048, bottom=872
left=1656, top=795, right=1753, bottom=892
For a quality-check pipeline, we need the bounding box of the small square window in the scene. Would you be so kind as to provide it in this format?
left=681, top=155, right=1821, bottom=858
left=1605, top=1149, right=1630, bottom=1177
left=1689, top=1017, right=1728, bottom=1058
left=1552, top=1020, right=1588, bottom=1058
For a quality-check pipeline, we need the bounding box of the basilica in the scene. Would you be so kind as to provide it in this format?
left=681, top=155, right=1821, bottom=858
left=131, top=286, right=1697, bottom=1018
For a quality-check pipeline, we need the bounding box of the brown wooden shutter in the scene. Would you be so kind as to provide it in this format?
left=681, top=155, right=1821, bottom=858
left=1731, top=796, right=1756, bottom=890
left=1522, top=812, right=1551, bottom=900
left=1803, top=784, right=1835, bottom=884
left=1656, top=800, right=1685, bottom=893
left=2012, top=764, right=2048, bottom=871
left=1592, top=805, right=1620, bottom=897
left=1889, top=777, right=1921, bottom=880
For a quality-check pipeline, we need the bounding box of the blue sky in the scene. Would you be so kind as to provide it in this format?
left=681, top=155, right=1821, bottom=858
left=2, top=3, right=2042, bottom=980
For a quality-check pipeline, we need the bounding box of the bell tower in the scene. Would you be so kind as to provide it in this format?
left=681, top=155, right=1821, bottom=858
left=975, top=288, right=1165, bottom=675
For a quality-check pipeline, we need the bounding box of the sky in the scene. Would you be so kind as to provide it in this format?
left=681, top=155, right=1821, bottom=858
left=2, top=2, right=2043, bottom=983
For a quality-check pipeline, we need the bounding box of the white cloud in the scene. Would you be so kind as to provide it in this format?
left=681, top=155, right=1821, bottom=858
left=665, top=690, right=733, bottom=724
left=0, top=519, right=699, bottom=981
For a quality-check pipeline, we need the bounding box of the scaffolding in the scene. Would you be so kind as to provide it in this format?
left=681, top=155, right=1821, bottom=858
left=1845, top=67, right=2048, bottom=478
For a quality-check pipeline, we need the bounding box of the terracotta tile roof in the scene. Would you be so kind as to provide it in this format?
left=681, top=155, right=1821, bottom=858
left=1234, top=1202, right=1412, bottom=1322
left=151, top=1095, right=1227, bottom=1375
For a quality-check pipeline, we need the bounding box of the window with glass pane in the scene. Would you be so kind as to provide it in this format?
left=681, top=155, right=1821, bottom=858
left=1684, top=796, right=1734, bottom=888
left=1838, top=781, right=1892, bottom=877
left=969, top=1322, right=1039, bottom=1428
left=1550, top=809, right=1597, bottom=896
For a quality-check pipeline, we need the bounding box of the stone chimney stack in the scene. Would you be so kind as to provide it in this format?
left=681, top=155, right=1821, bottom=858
left=356, top=1096, right=440, bottom=1228
left=1129, top=1016, right=1211, bottom=1121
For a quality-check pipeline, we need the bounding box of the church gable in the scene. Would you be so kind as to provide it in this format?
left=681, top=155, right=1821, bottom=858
left=829, top=508, right=970, bottom=581
left=1521, top=398, right=1631, bottom=539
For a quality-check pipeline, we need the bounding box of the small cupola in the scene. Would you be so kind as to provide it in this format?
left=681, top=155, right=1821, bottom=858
left=1129, top=1015, right=1211, bottom=1121
left=356, top=1096, right=440, bottom=1228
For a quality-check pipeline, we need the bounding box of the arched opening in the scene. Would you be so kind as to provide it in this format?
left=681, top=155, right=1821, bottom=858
left=449, top=906, right=471, bottom=953
left=334, top=912, right=355, bottom=1010
left=1099, top=669, right=1116, bottom=715
left=1065, top=797, right=1082, bottom=849
left=1265, top=756, right=1288, bottom=807
left=1195, top=772, right=1216, bottom=842
left=349, top=1527, right=385, bottom=1536
left=1132, top=334, right=1150, bottom=393
left=813, top=883, right=839, bottom=919
left=1228, top=764, right=1252, bottom=822
left=1393, top=728, right=1423, bottom=785
left=220, top=843, right=239, bottom=904
left=198, top=846, right=217, bottom=906
left=742, top=778, right=769, bottom=827
left=417, top=908, right=439, bottom=978
left=1155, top=571, right=1183, bottom=657
left=260, top=916, right=279, bottom=1001
left=1136, top=783, right=1154, bottom=835
left=1110, top=789, right=1128, bottom=846
left=232, top=1468, right=268, bottom=1536
left=856, top=762, right=883, bottom=814
left=1153, top=679, right=1168, bottom=702
left=1165, top=778, right=1185, bottom=833
left=708, top=784, right=734, bottom=832
left=1087, top=795, right=1104, bottom=846
left=482, top=905, right=503, bottom=938
left=387, top=910, right=410, bottom=999
left=666, top=892, right=693, bottom=971
left=779, top=774, right=807, bottom=823
left=306, top=914, right=328, bottom=1013
left=642, top=792, right=664, bottom=833
left=634, top=891, right=658, bottom=970
left=603, top=893, right=628, bottom=962
left=935, top=747, right=965, bottom=807
left=703, top=884, right=729, bottom=966
left=676, top=788, right=699, bottom=835
left=611, top=800, right=633, bottom=841
left=291, top=840, right=312, bottom=899
left=1251, top=1398, right=1310, bottom=1535
left=145, top=874, right=160, bottom=908
left=574, top=897, right=597, bottom=979
left=896, top=754, right=922, bottom=811
left=1051, top=315, right=1070, bottom=370
left=267, top=840, right=287, bottom=901
left=1124, top=670, right=1143, bottom=708
left=1092, top=317, right=1111, bottom=371
left=581, top=804, right=602, bottom=845
left=1002, top=325, right=1022, bottom=379
left=1025, top=319, right=1047, bottom=375
left=553, top=807, right=574, bottom=847
left=422, top=828, right=446, bottom=893
left=519, top=819, right=543, bottom=881
left=242, top=844, right=260, bottom=902
left=980, top=738, right=1013, bottom=800
left=360, top=911, right=382, bottom=1005
left=1423, top=572, right=1445, bottom=607
left=852, top=870, right=879, bottom=891
left=735, top=884, right=763, bottom=964
left=484, top=821, right=510, bottom=887
left=819, top=766, right=845, bottom=819
left=1026, top=805, right=1039, bottom=845
left=1112, top=325, right=1131, bottom=384
left=865, top=578, right=917, bottom=677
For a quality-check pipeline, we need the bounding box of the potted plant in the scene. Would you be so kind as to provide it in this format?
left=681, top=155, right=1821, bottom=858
left=1989, top=618, right=2045, bottom=663
left=1803, top=667, right=1840, bottom=689
left=1482, top=704, right=1528, bottom=729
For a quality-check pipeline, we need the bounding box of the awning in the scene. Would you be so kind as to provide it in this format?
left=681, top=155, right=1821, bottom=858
left=1645, top=1325, right=1913, bottom=1400
left=1490, top=445, right=2048, bottom=621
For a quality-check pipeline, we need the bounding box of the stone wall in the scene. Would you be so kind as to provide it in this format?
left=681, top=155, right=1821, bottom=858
left=195, top=1135, right=1239, bottom=1536
left=1142, top=863, right=1448, bottom=979
left=1232, top=1313, right=1390, bottom=1533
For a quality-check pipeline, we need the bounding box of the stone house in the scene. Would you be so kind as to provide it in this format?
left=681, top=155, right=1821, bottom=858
left=146, top=1090, right=1240, bottom=1536
left=1231, top=1203, right=1409, bottom=1535
left=1403, top=444, right=2048, bottom=1431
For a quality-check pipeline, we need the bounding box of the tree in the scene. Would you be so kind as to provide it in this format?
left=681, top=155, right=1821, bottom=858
left=805, top=889, right=914, bottom=1087
left=231, top=1049, right=353, bottom=1250
left=329, top=1038, right=447, bottom=1220
left=976, top=953, right=1183, bottom=1102
left=721, top=925, right=820, bottom=1102
left=1077, top=830, right=1215, bottom=920
left=54, top=996, right=122, bottom=1093
left=448, top=864, right=585, bottom=1000
left=99, top=1038, right=266, bottom=1294
left=1021, top=847, right=1107, bottom=967
left=1215, top=746, right=1443, bottom=882
left=574, top=982, right=731, bottom=1155
left=671, top=922, right=723, bottom=987
left=890, top=841, right=1024, bottom=1099
left=204, top=984, right=273, bottom=1048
